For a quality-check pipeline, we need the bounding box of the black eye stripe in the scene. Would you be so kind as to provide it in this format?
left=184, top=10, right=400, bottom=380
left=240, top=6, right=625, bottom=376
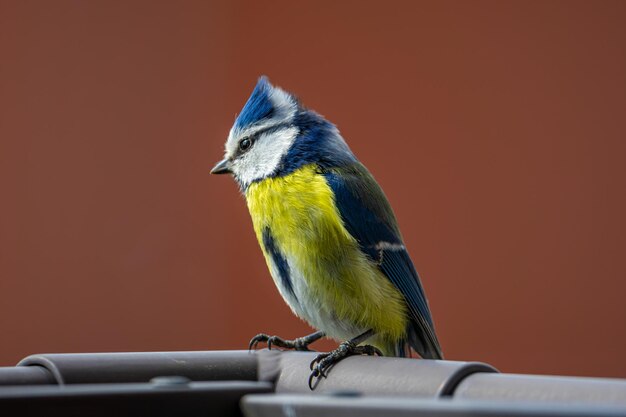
left=256, top=122, right=293, bottom=137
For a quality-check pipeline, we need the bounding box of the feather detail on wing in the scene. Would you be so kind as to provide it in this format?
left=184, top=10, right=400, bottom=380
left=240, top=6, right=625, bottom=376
left=322, top=163, right=443, bottom=359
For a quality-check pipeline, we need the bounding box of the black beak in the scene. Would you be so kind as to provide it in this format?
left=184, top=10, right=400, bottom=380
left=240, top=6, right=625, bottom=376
left=210, top=159, right=232, bottom=175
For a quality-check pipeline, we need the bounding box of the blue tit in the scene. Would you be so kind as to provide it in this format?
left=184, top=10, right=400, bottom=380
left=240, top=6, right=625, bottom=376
left=211, top=77, right=442, bottom=387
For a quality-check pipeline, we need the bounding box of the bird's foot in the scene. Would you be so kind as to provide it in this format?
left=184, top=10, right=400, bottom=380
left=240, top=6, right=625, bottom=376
left=249, top=331, right=323, bottom=352
left=308, top=341, right=383, bottom=389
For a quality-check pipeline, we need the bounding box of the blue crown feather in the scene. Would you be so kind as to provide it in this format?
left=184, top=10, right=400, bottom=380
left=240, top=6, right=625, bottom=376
left=232, top=76, right=357, bottom=176
left=234, top=76, right=276, bottom=130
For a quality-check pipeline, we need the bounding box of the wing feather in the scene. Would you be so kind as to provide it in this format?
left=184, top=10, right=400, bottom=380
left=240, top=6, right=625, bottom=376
left=323, top=163, right=443, bottom=359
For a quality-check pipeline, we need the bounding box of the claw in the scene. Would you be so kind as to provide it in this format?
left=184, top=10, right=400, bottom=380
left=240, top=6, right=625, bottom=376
left=307, top=341, right=384, bottom=390
left=309, top=352, right=329, bottom=370
left=249, top=333, right=271, bottom=351
left=308, top=369, right=318, bottom=390
left=249, top=331, right=324, bottom=352
left=267, top=335, right=284, bottom=350
left=362, top=345, right=383, bottom=356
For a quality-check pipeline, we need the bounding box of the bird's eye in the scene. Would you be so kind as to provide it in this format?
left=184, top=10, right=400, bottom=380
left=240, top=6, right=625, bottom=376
left=239, top=137, right=252, bottom=152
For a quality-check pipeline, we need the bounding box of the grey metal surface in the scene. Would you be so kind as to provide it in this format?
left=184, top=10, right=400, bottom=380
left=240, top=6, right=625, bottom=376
left=454, top=373, right=626, bottom=406
left=241, top=394, right=626, bottom=417
left=2, top=349, right=625, bottom=416
left=17, top=350, right=257, bottom=385
left=0, top=365, right=56, bottom=386
left=0, top=380, right=273, bottom=417
left=258, top=350, right=497, bottom=396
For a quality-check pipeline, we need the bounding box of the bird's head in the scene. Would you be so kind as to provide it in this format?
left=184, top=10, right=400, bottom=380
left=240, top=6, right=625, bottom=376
left=211, top=76, right=355, bottom=189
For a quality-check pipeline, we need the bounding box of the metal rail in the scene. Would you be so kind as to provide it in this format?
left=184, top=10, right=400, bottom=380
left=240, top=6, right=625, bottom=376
left=0, top=350, right=625, bottom=416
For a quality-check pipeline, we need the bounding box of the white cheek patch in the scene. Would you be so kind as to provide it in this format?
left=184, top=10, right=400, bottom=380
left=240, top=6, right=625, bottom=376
left=232, top=126, right=299, bottom=187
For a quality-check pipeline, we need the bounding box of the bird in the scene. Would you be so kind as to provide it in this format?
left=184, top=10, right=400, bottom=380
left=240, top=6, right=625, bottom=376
left=211, top=76, right=442, bottom=388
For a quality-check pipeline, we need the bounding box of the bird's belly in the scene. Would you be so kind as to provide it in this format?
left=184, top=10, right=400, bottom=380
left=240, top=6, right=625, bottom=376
left=246, top=165, right=408, bottom=343
left=265, top=244, right=371, bottom=341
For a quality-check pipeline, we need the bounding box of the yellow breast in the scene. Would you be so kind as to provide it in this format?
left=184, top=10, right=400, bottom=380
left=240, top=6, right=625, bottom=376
left=245, top=164, right=408, bottom=344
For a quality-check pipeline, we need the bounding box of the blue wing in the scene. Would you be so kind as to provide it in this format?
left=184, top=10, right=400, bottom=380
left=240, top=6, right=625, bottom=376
left=323, top=163, right=443, bottom=359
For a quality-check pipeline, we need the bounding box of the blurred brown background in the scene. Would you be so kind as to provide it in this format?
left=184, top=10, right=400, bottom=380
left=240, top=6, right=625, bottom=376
left=1, top=0, right=625, bottom=377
